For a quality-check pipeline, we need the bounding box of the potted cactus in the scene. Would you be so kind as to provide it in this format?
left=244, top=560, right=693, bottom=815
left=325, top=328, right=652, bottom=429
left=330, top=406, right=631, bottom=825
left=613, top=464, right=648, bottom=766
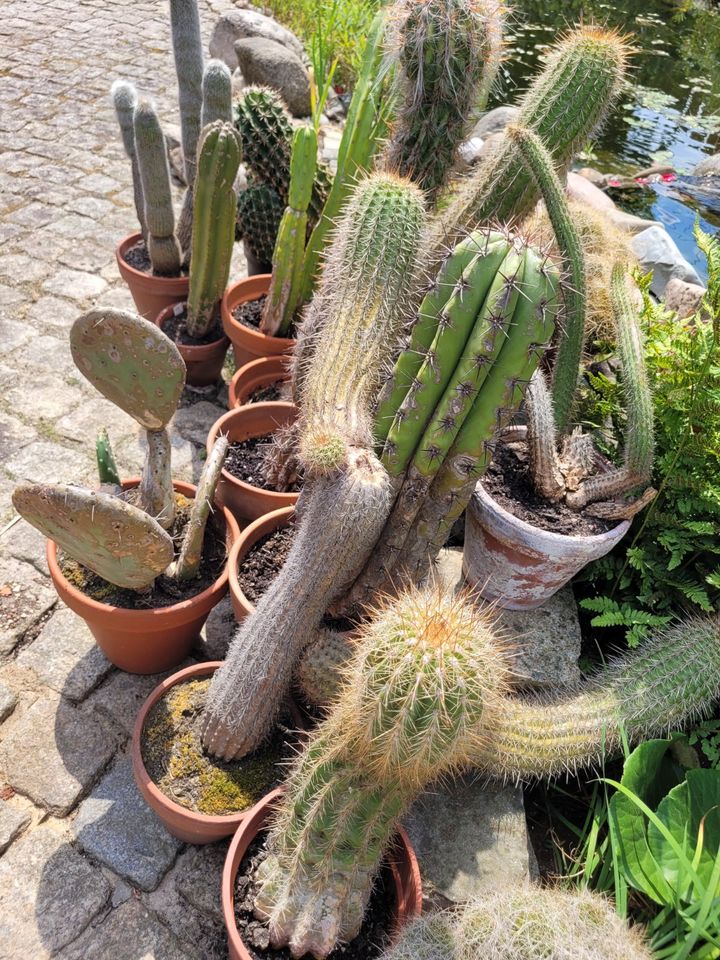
left=11, top=308, right=239, bottom=673
left=155, top=120, right=240, bottom=386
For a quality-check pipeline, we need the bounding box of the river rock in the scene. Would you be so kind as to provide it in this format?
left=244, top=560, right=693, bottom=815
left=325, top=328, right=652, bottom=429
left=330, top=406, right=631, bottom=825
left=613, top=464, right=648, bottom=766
left=567, top=171, right=615, bottom=211
left=209, top=9, right=305, bottom=72
left=663, top=277, right=707, bottom=319
left=693, top=152, right=720, bottom=177
left=234, top=37, right=311, bottom=117
left=631, top=225, right=703, bottom=297
left=470, top=105, right=519, bottom=139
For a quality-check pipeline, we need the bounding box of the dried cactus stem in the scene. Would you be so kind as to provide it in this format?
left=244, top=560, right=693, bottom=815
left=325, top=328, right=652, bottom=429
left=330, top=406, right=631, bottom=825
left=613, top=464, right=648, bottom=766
left=111, top=80, right=146, bottom=240
left=139, top=427, right=175, bottom=529
left=134, top=100, right=182, bottom=276
left=173, top=436, right=228, bottom=581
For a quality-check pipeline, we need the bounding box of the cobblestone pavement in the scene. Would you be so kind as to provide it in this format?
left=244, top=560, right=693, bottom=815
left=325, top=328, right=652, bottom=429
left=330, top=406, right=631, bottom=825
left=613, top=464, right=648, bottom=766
left=0, top=1, right=247, bottom=956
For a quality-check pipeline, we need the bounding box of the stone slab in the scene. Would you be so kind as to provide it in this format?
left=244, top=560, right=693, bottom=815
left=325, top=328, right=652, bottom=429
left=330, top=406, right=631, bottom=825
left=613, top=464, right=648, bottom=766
left=0, top=697, right=119, bottom=815
left=87, top=666, right=179, bottom=737
left=17, top=607, right=112, bottom=701
left=0, top=556, right=56, bottom=656
left=56, top=899, right=195, bottom=960
left=197, top=593, right=235, bottom=661
left=0, top=826, right=111, bottom=958
left=73, top=755, right=182, bottom=891
left=0, top=798, right=30, bottom=853
left=0, top=680, right=18, bottom=722
left=172, top=401, right=227, bottom=448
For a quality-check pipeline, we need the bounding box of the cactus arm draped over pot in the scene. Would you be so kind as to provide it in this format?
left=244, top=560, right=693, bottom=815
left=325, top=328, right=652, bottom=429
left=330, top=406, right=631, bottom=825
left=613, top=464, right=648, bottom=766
left=169, top=0, right=204, bottom=255
left=201, top=174, right=427, bottom=761
left=173, top=436, right=229, bottom=581
left=236, top=183, right=285, bottom=268
left=111, top=80, right=146, bottom=241
left=96, top=428, right=121, bottom=488
left=185, top=122, right=241, bottom=338
left=261, top=125, right=318, bottom=337
left=133, top=100, right=182, bottom=276
left=200, top=59, right=232, bottom=128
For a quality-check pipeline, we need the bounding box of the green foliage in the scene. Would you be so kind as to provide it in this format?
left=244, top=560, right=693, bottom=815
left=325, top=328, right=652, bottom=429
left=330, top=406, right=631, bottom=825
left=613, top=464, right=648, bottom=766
left=688, top=719, right=720, bottom=769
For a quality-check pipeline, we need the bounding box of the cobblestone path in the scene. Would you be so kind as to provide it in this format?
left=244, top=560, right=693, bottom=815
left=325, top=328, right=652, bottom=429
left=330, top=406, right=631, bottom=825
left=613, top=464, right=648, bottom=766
left=0, top=1, right=245, bottom=956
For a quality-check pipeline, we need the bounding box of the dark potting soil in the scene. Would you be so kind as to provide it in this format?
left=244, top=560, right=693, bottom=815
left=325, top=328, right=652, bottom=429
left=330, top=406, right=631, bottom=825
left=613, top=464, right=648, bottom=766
left=233, top=835, right=394, bottom=959
left=142, top=677, right=297, bottom=816
left=232, top=294, right=266, bottom=330
left=59, top=491, right=227, bottom=609
left=225, top=436, right=302, bottom=493
left=162, top=303, right=225, bottom=347
left=483, top=443, right=614, bottom=537
left=122, top=239, right=187, bottom=277
left=237, top=526, right=296, bottom=605
left=249, top=382, right=290, bottom=403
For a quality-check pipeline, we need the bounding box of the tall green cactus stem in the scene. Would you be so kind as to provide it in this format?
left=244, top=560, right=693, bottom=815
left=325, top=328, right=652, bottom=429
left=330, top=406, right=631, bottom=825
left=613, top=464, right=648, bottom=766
left=133, top=100, right=182, bottom=276
left=437, top=26, right=630, bottom=246
left=383, top=0, right=503, bottom=201
left=12, top=484, right=174, bottom=590
left=173, top=436, right=228, bottom=581
left=186, top=122, right=241, bottom=338
left=508, top=124, right=587, bottom=432
left=169, top=0, right=204, bottom=254
left=261, top=126, right=318, bottom=337
left=236, top=184, right=285, bottom=267
left=111, top=80, right=146, bottom=240
left=201, top=59, right=232, bottom=128
left=201, top=175, right=427, bottom=761
left=253, top=587, right=508, bottom=958
left=96, top=428, right=121, bottom=488
left=300, top=11, right=390, bottom=302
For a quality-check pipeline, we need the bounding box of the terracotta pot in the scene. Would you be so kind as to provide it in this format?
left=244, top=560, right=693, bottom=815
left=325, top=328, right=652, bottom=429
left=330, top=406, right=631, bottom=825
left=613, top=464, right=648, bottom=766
left=222, top=790, right=423, bottom=960
left=156, top=302, right=229, bottom=387
left=228, top=506, right=295, bottom=622
left=132, top=662, right=304, bottom=844
left=208, top=403, right=300, bottom=523
left=47, top=479, right=240, bottom=674
left=221, top=275, right=295, bottom=369
left=463, top=481, right=631, bottom=610
left=116, top=233, right=189, bottom=321
left=228, top=355, right=291, bottom=410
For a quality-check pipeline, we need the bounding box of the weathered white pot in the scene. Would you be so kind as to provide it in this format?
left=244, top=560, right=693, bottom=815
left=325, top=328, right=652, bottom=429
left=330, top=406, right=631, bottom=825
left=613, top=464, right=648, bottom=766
left=463, top=481, right=631, bottom=610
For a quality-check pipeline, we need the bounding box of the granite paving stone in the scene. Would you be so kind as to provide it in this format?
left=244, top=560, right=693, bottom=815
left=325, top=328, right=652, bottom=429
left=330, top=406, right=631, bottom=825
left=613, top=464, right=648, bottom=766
left=0, top=556, right=56, bottom=656
left=0, top=680, right=18, bottom=723
left=86, top=668, right=171, bottom=738
left=0, top=798, right=30, bottom=853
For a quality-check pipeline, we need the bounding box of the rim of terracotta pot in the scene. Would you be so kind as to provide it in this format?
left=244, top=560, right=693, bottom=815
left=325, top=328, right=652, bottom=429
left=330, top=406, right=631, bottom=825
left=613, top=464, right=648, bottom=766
left=156, top=301, right=230, bottom=356
left=207, top=403, right=300, bottom=505
left=116, top=232, right=189, bottom=288
left=228, top=355, right=292, bottom=410
left=221, top=275, right=295, bottom=353
left=221, top=789, right=422, bottom=960
left=46, top=478, right=240, bottom=626
left=228, top=506, right=296, bottom=620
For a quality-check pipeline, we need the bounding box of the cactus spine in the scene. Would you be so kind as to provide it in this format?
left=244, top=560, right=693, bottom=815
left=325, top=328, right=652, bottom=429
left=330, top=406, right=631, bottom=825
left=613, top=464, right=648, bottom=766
left=383, top=0, right=504, bottom=201
left=261, top=126, right=318, bottom=337
left=201, top=59, right=232, bottom=128
left=186, top=122, right=241, bottom=338
left=133, top=100, right=182, bottom=276
left=236, top=184, right=285, bottom=268
left=111, top=80, right=146, bottom=240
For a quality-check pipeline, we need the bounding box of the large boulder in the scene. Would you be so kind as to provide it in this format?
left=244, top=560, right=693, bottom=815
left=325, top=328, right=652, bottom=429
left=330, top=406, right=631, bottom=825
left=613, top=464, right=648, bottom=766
left=693, top=152, right=720, bottom=177
left=630, top=225, right=703, bottom=298
left=663, top=277, right=707, bottom=319
left=234, top=37, right=312, bottom=117
left=470, top=105, right=519, bottom=139
left=209, top=9, right=305, bottom=72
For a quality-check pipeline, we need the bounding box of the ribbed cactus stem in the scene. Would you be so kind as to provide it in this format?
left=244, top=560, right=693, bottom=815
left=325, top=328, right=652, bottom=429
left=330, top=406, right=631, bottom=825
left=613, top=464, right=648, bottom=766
left=173, top=436, right=228, bottom=581
left=295, top=627, right=352, bottom=706
left=133, top=100, right=182, bottom=276
left=95, top=428, right=121, bottom=489
left=261, top=125, right=317, bottom=337
left=383, top=0, right=503, bottom=201
left=139, top=427, right=175, bottom=529
left=186, top=122, right=241, bottom=338
left=111, top=80, right=146, bottom=240
left=236, top=183, right=285, bottom=268
left=201, top=59, right=232, bottom=128
left=525, top=369, right=565, bottom=501
left=507, top=124, right=587, bottom=432
left=566, top=266, right=655, bottom=511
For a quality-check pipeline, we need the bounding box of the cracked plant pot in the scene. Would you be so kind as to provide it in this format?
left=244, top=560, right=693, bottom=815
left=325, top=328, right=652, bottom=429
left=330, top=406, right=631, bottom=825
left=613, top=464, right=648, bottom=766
left=228, top=355, right=291, bottom=409
left=156, top=300, right=230, bottom=387
left=228, top=506, right=295, bottom=623
left=221, top=274, right=295, bottom=369
left=463, top=480, right=630, bottom=610
left=207, top=402, right=300, bottom=523
left=221, top=790, right=422, bottom=960
left=47, top=479, right=240, bottom=673
left=116, top=233, right=189, bottom=321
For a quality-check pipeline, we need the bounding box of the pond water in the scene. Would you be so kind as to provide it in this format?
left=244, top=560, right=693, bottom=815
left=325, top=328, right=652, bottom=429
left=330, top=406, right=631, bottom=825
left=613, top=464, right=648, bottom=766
left=490, top=0, right=720, bottom=278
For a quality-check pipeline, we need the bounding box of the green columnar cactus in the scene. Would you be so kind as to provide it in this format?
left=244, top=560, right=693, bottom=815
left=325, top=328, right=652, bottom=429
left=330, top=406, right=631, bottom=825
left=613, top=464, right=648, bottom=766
left=261, top=126, right=318, bottom=338
left=438, top=25, right=629, bottom=245
left=382, top=887, right=652, bottom=960
left=133, top=100, right=182, bottom=276
left=383, top=0, right=503, bottom=201
left=201, top=59, right=232, bottom=128
left=236, top=184, right=285, bottom=268
left=111, top=80, right=146, bottom=240
left=201, top=174, right=427, bottom=761
left=96, top=428, right=121, bottom=488
left=186, top=122, right=242, bottom=338
left=169, top=0, right=204, bottom=255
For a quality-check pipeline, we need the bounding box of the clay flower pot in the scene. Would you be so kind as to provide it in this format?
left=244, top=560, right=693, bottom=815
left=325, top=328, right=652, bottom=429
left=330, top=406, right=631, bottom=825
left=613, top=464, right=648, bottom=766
left=221, top=275, right=295, bottom=369
left=208, top=403, right=300, bottom=523
left=463, top=481, right=631, bottom=610
left=47, top=479, right=240, bottom=674
left=116, top=233, right=189, bottom=321
left=228, top=355, right=291, bottom=410
left=228, top=506, right=295, bottom=622
left=156, top=301, right=229, bottom=387
left=132, top=662, right=304, bottom=844
left=221, top=790, right=423, bottom=960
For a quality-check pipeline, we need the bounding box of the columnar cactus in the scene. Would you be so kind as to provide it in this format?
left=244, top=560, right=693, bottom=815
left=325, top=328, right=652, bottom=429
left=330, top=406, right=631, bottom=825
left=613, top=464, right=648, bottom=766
left=111, top=80, right=146, bottom=240
left=201, top=59, right=232, bottom=129
left=186, top=122, right=242, bottom=338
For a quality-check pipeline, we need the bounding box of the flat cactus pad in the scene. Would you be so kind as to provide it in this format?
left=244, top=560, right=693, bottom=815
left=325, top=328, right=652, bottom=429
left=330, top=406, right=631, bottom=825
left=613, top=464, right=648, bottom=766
left=70, top=309, right=186, bottom=430
left=13, top=484, right=175, bottom=590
